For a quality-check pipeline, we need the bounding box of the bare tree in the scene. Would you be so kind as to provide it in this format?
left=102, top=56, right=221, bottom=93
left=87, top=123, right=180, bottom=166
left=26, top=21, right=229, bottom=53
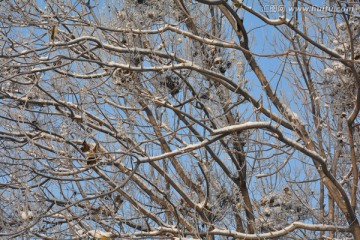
left=0, top=0, right=359, bottom=239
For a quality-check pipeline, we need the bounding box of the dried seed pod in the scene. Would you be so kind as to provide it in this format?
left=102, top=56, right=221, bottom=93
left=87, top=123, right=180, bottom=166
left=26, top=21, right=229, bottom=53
left=115, top=195, right=124, bottom=205
left=112, top=68, right=136, bottom=85
left=283, top=187, right=291, bottom=196
left=160, top=75, right=180, bottom=95
left=50, top=25, right=58, bottom=43
left=80, top=141, right=109, bottom=165
left=213, top=57, right=223, bottom=65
